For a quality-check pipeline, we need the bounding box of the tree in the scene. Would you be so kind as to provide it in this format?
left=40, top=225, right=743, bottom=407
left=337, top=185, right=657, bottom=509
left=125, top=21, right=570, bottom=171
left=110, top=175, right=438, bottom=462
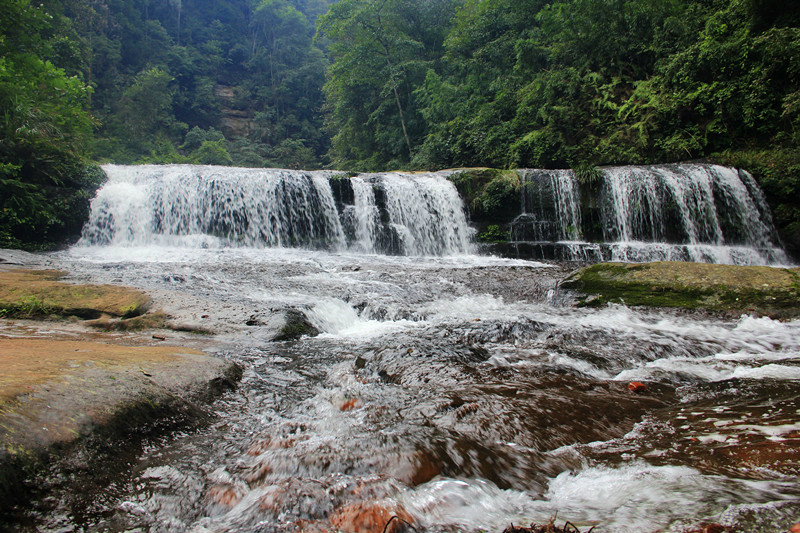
left=317, top=0, right=459, bottom=170
left=0, top=0, right=100, bottom=249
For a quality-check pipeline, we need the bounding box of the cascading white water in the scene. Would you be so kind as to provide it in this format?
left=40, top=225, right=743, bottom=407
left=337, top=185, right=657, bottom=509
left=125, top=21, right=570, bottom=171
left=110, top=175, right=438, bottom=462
left=375, top=172, right=474, bottom=256
left=348, top=177, right=380, bottom=253
left=517, top=169, right=582, bottom=241
left=510, top=164, right=790, bottom=265
left=81, top=165, right=474, bottom=256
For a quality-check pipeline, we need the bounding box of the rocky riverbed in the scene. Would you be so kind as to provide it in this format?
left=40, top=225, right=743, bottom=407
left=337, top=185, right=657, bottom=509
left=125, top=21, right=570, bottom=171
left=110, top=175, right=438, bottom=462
left=0, top=252, right=242, bottom=524
left=2, top=247, right=800, bottom=532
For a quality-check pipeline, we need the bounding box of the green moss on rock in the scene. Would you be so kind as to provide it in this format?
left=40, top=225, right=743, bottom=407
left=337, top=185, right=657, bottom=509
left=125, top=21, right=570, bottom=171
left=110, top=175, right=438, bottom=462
left=561, top=262, right=800, bottom=318
left=448, top=168, right=521, bottom=222
left=0, top=269, right=151, bottom=319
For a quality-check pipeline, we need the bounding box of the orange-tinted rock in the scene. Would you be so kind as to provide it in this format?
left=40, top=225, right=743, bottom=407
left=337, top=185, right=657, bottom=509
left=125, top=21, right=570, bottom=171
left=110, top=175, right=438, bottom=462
left=408, top=451, right=441, bottom=486
left=628, top=381, right=647, bottom=393
left=247, top=438, right=272, bottom=455
left=206, top=484, right=242, bottom=508
left=329, top=500, right=414, bottom=533
left=388, top=450, right=441, bottom=486
left=245, top=460, right=273, bottom=484
left=339, top=397, right=362, bottom=411
left=721, top=440, right=800, bottom=476
left=789, top=523, right=800, bottom=533
left=247, top=436, right=300, bottom=456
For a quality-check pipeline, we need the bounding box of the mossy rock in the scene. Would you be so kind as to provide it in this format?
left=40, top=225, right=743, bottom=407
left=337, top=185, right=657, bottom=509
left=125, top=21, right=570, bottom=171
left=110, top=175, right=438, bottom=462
left=0, top=269, right=151, bottom=319
left=273, top=309, right=320, bottom=341
left=561, top=261, right=800, bottom=318
left=448, top=168, right=521, bottom=222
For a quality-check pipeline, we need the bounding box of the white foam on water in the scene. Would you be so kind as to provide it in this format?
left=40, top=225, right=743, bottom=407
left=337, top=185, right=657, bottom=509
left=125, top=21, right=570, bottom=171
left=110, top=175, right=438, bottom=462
left=306, top=298, right=421, bottom=338
left=424, top=294, right=520, bottom=321
left=402, top=462, right=789, bottom=532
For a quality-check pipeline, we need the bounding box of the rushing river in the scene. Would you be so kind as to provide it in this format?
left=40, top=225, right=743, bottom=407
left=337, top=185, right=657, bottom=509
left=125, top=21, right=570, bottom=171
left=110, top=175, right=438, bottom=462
left=12, top=245, right=799, bottom=533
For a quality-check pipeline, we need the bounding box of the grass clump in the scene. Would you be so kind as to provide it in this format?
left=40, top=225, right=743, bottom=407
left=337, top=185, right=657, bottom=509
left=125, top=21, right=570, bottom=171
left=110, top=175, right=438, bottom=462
left=449, top=168, right=521, bottom=222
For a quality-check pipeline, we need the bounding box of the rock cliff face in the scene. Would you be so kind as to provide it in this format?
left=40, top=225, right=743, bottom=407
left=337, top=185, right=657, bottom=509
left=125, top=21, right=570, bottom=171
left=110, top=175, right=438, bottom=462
left=215, top=84, right=253, bottom=138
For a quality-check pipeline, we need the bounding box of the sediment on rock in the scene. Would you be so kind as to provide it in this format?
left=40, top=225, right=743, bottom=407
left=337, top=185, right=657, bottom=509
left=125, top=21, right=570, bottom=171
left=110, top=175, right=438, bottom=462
left=0, top=338, right=242, bottom=522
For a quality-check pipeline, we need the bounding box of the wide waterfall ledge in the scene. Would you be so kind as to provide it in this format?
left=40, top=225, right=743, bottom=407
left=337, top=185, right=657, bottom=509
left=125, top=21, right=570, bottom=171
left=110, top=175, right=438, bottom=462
left=80, top=164, right=791, bottom=265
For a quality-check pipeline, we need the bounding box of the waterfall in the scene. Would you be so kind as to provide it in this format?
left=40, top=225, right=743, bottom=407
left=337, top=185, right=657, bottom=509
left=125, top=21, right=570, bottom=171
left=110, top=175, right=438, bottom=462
left=81, top=165, right=474, bottom=256
left=514, top=169, right=582, bottom=242
left=82, top=164, right=787, bottom=264
left=507, top=164, right=789, bottom=265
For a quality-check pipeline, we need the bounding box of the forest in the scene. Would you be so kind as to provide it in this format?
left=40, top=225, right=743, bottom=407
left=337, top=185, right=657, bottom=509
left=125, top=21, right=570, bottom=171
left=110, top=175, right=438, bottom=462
left=1, top=0, right=799, bottom=255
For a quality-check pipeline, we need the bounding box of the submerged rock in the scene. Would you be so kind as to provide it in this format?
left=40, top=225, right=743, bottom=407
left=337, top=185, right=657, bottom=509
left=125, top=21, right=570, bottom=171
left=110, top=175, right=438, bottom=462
left=273, top=308, right=320, bottom=341
left=561, top=261, right=800, bottom=318
left=329, top=500, right=414, bottom=533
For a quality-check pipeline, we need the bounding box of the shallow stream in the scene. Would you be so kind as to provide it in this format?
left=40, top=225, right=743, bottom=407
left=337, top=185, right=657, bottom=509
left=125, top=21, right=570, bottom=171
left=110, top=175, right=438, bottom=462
left=11, top=246, right=800, bottom=533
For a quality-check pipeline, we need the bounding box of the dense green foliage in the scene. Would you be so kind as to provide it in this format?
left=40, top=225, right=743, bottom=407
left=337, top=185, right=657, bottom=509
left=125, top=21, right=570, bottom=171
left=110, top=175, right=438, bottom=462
left=0, top=0, right=101, bottom=249
left=320, top=0, right=800, bottom=172
left=316, top=0, right=457, bottom=170
left=79, top=0, right=331, bottom=168
left=2, top=0, right=799, bottom=253
left=319, top=0, right=800, bottom=253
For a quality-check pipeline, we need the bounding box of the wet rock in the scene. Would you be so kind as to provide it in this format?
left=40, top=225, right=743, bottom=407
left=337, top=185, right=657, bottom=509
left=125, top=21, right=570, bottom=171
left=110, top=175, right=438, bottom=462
left=273, top=309, right=320, bottom=341
left=561, top=262, right=800, bottom=318
left=329, top=500, right=414, bottom=533
left=725, top=440, right=800, bottom=476
left=388, top=450, right=441, bottom=486
left=628, top=381, right=647, bottom=393
left=454, top=402, right=480, bottom=419
left=246, top=314, right=263, bottom=326
left=502, top=521, right=596, bottom=533
left=294, top=519, right=334, bottom=533
left=257, top=478, right=333, bottom=519
left=206, top=484, right=243, bottom=508
left=0, top=338, right=242, bottom=517
left=338, top=397, right=361, bottom=411
left=684, top=523, right=729, bottom=533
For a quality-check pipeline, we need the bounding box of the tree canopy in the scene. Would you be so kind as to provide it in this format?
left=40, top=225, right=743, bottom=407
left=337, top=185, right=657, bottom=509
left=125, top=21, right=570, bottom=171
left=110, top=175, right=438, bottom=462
left=1, top=0, right=799, bottom=252
left=0, top=0, right=101, bottom=249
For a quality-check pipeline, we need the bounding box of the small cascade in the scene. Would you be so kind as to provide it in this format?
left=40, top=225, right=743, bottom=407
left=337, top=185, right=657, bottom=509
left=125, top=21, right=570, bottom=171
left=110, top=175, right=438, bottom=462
left=81, top=165, right=473, bottom=256
left=506, top=164, right=789, bottom=265
left=513, top=169, right=582, bottom=241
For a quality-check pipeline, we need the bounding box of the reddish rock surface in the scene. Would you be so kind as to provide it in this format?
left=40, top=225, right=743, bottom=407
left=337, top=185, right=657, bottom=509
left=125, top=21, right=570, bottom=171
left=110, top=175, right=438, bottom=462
left=628, top=381, right=647, bottom=393
left=206, top=484, right=243, bottom=508
left=329, top=500, right=414, bottom=533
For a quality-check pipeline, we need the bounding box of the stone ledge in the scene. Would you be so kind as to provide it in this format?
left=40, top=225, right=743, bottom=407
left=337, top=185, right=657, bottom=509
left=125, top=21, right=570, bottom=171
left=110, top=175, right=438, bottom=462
left=0, top=337, right=242, bottom=519
left=561, top=261, right=800, bottom=318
